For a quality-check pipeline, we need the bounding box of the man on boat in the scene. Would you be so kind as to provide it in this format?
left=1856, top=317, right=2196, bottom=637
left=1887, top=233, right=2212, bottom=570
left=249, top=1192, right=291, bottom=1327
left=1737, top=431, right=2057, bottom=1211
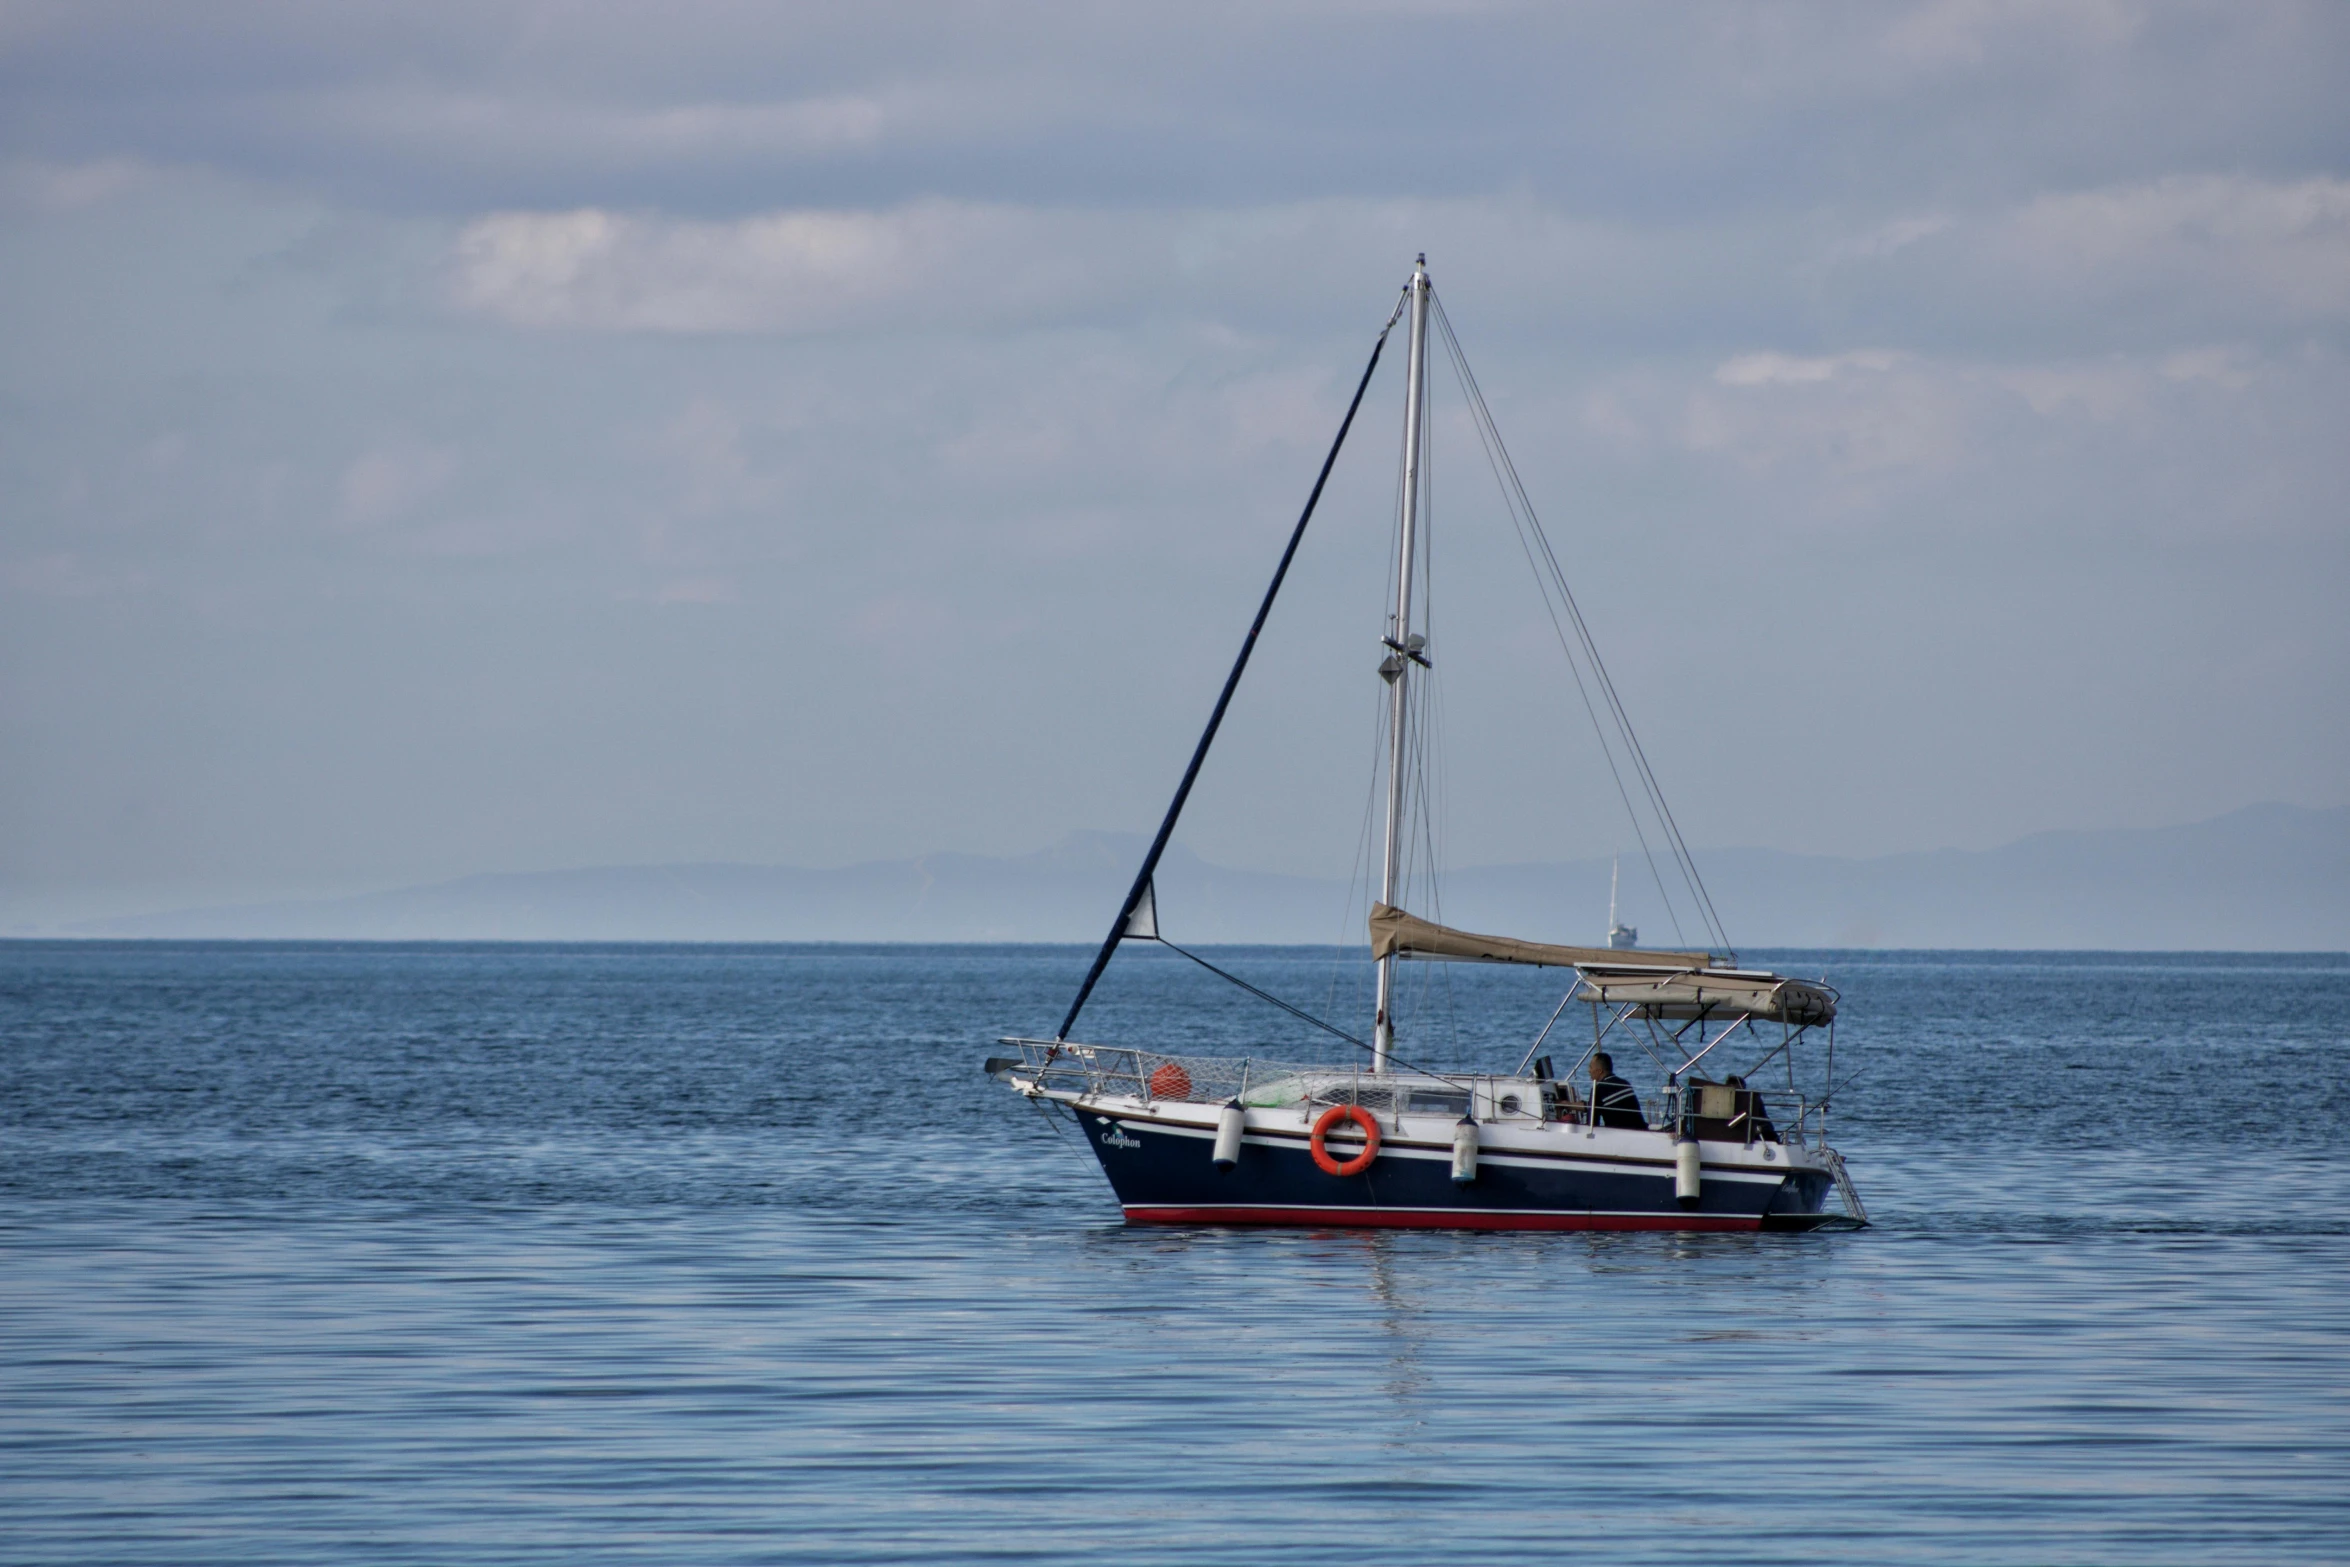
left=1588, top=1053, right=1646, bottom=1129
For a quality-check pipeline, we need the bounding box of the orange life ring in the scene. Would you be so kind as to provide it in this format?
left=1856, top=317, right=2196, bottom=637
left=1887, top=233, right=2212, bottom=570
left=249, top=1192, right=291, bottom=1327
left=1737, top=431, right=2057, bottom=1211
left=1310, top=1104, right=1381, bottom=1177
left=1148, top=1063, right=1193, bottom=1100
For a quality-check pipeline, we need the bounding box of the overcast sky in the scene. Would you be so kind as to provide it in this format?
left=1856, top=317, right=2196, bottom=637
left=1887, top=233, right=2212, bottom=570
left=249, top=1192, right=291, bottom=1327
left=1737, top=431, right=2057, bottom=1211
left=3, top=1, right=2346, bottom=926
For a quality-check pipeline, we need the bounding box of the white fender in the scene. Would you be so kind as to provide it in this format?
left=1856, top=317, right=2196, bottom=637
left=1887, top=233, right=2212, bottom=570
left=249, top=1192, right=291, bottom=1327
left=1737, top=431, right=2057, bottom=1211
left=1212, top=1101, right=1246, bottom=1169
left=1675, top=1137, right=1702, bottom=1206
left=1451, top=1117, right=1479, bottom=1185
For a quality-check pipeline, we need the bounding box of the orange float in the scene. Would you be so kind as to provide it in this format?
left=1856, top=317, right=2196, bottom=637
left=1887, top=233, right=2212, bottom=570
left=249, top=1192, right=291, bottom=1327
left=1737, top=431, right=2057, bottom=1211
left=1310, top=1104, right=1381, bottom=1177
left=1148, top=1063, right=1193, bottom=1100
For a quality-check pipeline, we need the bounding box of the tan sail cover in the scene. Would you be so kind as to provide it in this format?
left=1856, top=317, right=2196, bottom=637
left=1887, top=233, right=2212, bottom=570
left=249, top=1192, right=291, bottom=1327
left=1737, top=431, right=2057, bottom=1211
left=1370, top=903, right=1712, bottom=970
left=1368, top=903, right=1834, bottom=1026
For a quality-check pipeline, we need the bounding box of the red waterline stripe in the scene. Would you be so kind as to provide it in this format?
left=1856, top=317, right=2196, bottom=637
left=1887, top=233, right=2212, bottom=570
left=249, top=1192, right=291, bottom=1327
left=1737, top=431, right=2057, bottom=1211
left=1122, top=1205, right=1763, bottom=1233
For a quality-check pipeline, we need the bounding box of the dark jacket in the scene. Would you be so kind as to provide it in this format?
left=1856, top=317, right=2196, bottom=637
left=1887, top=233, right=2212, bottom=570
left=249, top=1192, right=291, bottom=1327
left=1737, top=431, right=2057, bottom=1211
left=1593, top=1073, right=1645, bottom=1129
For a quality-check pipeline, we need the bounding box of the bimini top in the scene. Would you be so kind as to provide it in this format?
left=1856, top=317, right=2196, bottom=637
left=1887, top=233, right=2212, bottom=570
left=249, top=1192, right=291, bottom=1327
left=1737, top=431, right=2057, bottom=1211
left=1368, top=903, right=1836, bottom=1026
left=1568, top=963, right=1837, bottom=1027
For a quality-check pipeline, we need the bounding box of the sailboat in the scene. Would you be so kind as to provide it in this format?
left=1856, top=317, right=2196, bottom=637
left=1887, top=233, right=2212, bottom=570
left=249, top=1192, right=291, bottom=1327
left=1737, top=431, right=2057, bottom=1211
left=989, top=258, right=1866, bottom=1232
left=1607, top=857, right=1639, bottom=950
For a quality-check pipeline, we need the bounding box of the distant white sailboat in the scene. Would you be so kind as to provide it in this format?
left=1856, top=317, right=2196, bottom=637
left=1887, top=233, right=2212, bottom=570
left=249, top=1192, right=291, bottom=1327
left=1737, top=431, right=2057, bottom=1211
left=1607, top=856, right=1639, bottom=950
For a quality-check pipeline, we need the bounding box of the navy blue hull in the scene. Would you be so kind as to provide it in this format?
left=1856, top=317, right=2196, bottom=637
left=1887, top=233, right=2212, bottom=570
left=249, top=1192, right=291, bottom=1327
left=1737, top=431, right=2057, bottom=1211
left=1072, top=1107, right=1829, bottom=1232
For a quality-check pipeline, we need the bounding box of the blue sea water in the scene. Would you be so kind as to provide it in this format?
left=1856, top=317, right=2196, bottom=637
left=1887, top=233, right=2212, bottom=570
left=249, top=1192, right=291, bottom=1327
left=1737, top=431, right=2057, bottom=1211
left=3, top=941, right=2347, bottom=1564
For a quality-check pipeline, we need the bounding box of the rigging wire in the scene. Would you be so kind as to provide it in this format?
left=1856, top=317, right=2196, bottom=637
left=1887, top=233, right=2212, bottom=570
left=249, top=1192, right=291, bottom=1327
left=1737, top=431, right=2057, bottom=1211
left=1445, top=323, right=1687, bottom=947
left=1147, top=935, right=1488, bottom=1089
left=1152, top=937, right=1367, bottom=1049
left=1426, top=292, right=1686, bottom=945
left=1427, top=292, right=1736, bottom=960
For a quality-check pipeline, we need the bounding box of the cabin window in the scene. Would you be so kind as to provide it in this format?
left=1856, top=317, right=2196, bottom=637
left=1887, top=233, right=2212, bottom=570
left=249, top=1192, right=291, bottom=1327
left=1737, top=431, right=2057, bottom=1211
left=1405, top=1089, right=1470, bottom=1116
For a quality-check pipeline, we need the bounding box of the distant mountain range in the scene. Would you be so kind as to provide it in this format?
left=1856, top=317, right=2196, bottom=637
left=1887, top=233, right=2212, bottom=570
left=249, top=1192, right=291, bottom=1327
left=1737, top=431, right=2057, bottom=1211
left=66, top=803, right=2349, bottom=950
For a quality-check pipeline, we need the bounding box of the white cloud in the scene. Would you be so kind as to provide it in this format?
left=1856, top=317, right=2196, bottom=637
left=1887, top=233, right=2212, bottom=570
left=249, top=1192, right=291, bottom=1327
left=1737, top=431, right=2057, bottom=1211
left=445, top=201, right=1095, bottom=332
left=1, top=157, right=151, bottom=210
left=315, top=85, right=897, bottom=170
left=437, top=193, right=1699, bottom=337
left=2159, top=345, right=2259, bottom=389
left=1875, top=0, right=2143, bottom=70
left=448, top=173, right=2350, bottom=350
left=1714, top=350, right=1903, bottom=387
left=617, top=95, right=888, bottom=155
left=1973, top=175, right=2350, bottom=321
left=1824, top=213, right=1954, bottom=263
left=1688, top=354, right=1970, bottom=483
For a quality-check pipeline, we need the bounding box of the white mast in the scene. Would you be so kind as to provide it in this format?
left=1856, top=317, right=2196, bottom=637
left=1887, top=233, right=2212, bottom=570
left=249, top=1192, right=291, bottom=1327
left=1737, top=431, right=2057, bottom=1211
left=1373, top=256, right=1431, bottom=1077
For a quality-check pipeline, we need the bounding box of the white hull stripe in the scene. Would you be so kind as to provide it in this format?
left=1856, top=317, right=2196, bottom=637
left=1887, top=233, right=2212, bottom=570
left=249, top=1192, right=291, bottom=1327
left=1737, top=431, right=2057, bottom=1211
left=1104, top=1115, right=1790, bottom=1185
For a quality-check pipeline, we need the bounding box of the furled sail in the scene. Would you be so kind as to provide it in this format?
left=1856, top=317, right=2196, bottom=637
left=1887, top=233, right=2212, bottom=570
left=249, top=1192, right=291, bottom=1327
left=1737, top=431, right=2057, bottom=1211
left=1369, top=903, right=1712, bottom=970
left=1367, top=903, right=1835, bottom=1026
